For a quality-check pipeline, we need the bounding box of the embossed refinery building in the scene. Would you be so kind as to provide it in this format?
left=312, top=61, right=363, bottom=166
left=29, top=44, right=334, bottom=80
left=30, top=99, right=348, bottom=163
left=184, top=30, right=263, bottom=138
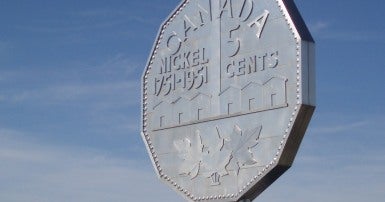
left=152, top=76, right=288, bottom=130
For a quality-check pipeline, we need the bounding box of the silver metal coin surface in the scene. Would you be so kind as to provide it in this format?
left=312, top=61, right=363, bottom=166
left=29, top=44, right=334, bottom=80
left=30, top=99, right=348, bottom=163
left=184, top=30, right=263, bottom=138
left=141, top=0, right=315, bottom=201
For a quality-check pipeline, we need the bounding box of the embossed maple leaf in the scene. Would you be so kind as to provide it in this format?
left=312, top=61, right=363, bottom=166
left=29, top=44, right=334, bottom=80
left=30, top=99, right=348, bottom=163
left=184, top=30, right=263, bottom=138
left=201, top=127, right=232, bottom=185
left=224, top=125, right=262, bottom=175
left=174, top=130, right=207, bottom=179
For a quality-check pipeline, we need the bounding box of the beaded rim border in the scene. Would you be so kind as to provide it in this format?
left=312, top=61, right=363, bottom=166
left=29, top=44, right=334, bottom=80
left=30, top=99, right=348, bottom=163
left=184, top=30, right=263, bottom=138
left=141, top=0, right=303, bottom=201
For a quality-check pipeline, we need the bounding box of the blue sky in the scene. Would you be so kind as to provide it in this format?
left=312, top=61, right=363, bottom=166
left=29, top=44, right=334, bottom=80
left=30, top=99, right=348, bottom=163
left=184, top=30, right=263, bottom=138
left=0, top=0, right=384, bottom=201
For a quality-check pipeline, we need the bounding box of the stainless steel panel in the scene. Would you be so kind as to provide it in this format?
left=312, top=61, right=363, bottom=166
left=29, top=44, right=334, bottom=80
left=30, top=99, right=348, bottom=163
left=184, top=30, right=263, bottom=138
left=141, top=0, right=315, bottom=201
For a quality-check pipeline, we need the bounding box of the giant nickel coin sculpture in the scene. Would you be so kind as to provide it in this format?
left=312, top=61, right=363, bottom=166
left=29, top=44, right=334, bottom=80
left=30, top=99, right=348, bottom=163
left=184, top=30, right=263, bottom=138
left=141, top=0, right=315, bottom=201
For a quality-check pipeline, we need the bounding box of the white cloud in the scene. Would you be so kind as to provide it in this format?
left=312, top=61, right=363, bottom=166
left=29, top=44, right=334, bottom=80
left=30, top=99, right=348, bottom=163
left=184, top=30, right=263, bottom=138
left=311, top=120, right=368, bottom=134
left=256, top=149, right=385, bottom=202
left=4, top=81, right=139, bottom=108
left=96, top=53, right=141, bottom=78
left=0, top=80, right=141, bottom=138
left=1, top=115, right=385, bottom=202
left=16, top=7, right=157, bottom=36
left=253, top=113, right=385, bottom=202
left=16, top=18, right=130, bottom=34
left=0, top=55, right=142, bottom=139
left=0, top=128, right=182, bottom=202
left=309, top=21, right=330, bottom=33
left=322, top=30, right=385, bottom=41
left=0, top=52, right=141, bottom=108
left=308, top=20, right=385, bottom=42
left=75, top=9, right=156, bottom=25
left=76, top=9, right=128, bottom=18
left=310, top=113, right=385, bottom=137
